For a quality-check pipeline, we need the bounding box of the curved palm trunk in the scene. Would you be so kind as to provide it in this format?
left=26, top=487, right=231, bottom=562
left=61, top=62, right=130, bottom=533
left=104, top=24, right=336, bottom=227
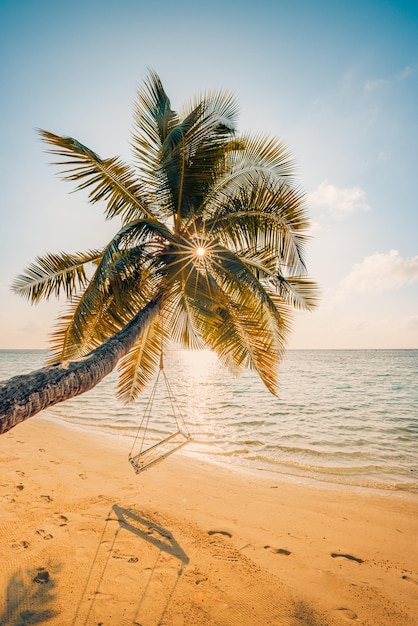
left=0, top=297, right=161, bottom=435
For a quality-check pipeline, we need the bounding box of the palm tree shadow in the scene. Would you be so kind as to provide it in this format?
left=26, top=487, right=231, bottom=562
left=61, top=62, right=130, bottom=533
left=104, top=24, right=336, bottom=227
left=291, top=600, right=329, bottom=626
left=0, top=565, right=58, bottom=626
left=72, top=503, right=189, bottom=625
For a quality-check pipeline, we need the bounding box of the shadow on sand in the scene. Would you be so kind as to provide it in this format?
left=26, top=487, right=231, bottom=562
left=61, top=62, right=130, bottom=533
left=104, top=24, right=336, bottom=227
left=71, top=503, right=189, bottom=625
left=0, top=564, right=59, bottom=626
left=112, top=504, right=189, bottom=564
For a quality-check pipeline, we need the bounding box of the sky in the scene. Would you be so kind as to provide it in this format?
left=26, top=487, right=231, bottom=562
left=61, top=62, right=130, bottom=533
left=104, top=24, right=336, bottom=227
left=0, top=0, right=417, bottom=350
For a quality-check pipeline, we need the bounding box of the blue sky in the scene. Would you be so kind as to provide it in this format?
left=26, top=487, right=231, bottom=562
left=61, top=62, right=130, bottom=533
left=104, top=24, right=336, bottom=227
left=0, top=0, right=417, bottom=349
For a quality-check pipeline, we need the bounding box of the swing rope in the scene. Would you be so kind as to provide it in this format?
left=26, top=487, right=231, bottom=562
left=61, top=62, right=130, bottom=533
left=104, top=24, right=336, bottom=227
left=128, top=368, right=161, bottom=460
left=128, top=347, right=191, bottom=473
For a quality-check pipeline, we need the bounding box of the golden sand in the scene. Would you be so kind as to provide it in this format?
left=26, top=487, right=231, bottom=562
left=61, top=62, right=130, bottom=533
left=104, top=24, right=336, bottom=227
left=1, top=415, right=417, bottom=625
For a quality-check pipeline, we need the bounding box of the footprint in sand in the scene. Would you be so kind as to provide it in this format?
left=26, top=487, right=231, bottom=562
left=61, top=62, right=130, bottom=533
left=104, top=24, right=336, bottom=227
left=207, top=530, right=232, bottom=538
left=79, top=473, right=87, bottom=480
left=331, top=552, right=364, bottom=564
left=40, top=494, right=53, bottom=502
left=333, top=607, right=358, bottom=621
left=207, top=531, right=241, bottom=562
left=36, top=529, right=53, bottom=540
left=16, top=470, right=25, bottom=477
left=33, top=569, right=50, bottom=584
left=402, top=574, right=418, bottom=585
left=11, top=540, right=30, bottom=551
left=53, top=513, right=68, bottom=526
left=264, top=545, right=292, bottom=556
left=185, top=568, right=208, bottom=585
left=111, top=552, right=139, bottom=562
left=16, top=484, right=24, bottom=491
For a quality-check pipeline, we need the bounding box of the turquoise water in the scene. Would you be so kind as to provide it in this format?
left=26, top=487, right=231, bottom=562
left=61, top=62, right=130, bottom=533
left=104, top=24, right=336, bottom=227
left=1, top=349, right=417, bottom=492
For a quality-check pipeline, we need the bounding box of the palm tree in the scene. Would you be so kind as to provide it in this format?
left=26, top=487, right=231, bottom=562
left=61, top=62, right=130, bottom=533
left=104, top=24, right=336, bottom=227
left=0, top=72, right=318, bottom=435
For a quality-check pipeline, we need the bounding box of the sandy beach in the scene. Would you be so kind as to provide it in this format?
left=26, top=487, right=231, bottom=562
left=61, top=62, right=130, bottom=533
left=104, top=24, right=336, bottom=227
left=0, top=414, right=417, bottom=625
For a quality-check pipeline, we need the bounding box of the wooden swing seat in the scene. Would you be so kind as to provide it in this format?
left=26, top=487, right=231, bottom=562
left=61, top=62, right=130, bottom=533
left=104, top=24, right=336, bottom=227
left=129, top=428, right=191, bottom=474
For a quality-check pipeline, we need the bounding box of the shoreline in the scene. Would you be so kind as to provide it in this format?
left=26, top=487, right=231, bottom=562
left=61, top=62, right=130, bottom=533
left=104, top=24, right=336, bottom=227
left=43, top=409, right=418, bottom=497
left=1, top=413, right=417, bottom=625
left=2, top=348, right=417, bottom=498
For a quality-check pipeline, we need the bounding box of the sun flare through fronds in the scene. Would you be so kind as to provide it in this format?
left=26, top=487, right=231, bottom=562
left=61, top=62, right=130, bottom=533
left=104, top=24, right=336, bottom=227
left=12, top=71, right=318, bottom=401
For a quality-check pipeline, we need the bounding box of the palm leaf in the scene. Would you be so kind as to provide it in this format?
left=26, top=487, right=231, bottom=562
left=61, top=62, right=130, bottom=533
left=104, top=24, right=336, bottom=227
left=165, top=273, right=218, bottom=349
left=131, top=70, right=179, bottom=184
left=208, top=244, right=288, bottom=325
left=206, top=182, right=310, bottom=275
left=268, top=277, right=319, bottom=311
left=160, top=103, right=207, bottom=220
left=199, top=284, right=284, bottom=394
left=180, top=88, right=238, bottom=132
left=229, top=132, right=296, bottom=180
left=48, top=290, right=118, bottom=361
left=147, top=88, right=238, bottom=224
left=39, top=130, right=156, bottom=223
left=117, top=315, right=165, bottom=402
left=201, top=132, right=296, bottom=217
left=11, top=249, right=102, bottom=302
left=47, top=236, right=138, bottom=360
left=232, top=251, right=318, bottom=311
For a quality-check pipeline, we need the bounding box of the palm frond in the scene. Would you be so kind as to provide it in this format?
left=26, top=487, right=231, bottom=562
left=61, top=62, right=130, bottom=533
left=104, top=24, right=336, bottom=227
left=160, top=100, right=237, bottom=223
left=205, top=181, right=311, bottom=275
left=117, top=315, right=165, bottom=402
left=269, top=276, right=319, bottom=311
left=180, top=88, right=238, bottom=131
left=230, top=132, right=296, bottom=180
left=199, top=284, right=286, bottom=395
left=177, top=93, right=238, bottom=214
left=131, top=70, right=179, bottom=182
left=164, top=274, right=218, bottom=349
left=207, top=244, right=288, bottom=324
left=48, top=290, right=117, bottom=361
left=39, top=130, right=156, bottom=223
left=113, top=216, right=177, bottom=250
left=11, top=249, right=102, bottom=302
left=201, top=132, right=296, bottom=216
left=160, top=103, right=206, bottom=220
left=47, top=236, right=139, bottom=360
left=165, top=254, right=288, bottom=393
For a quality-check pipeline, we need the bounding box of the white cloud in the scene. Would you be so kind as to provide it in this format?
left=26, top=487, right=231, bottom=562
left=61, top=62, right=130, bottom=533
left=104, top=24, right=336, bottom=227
left=364, top=78, right=388, bottom=91
left=363, top=64, right=413, bottom=93
left=307, top=181, right=371, bottom=220
left=378, top=150, right=390, bottom=162
left=398, top=65, right=412, bottom=80
left=340, top=250, right=418, bottom=294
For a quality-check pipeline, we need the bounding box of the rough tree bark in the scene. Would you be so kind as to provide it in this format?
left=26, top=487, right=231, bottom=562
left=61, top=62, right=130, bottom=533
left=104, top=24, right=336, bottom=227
left=0, top=297, right=161, bottom=434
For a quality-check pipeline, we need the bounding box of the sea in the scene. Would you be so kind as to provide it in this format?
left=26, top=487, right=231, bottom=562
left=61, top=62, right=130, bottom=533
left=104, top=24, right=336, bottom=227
left=1, top=349, right=417, bottom=493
